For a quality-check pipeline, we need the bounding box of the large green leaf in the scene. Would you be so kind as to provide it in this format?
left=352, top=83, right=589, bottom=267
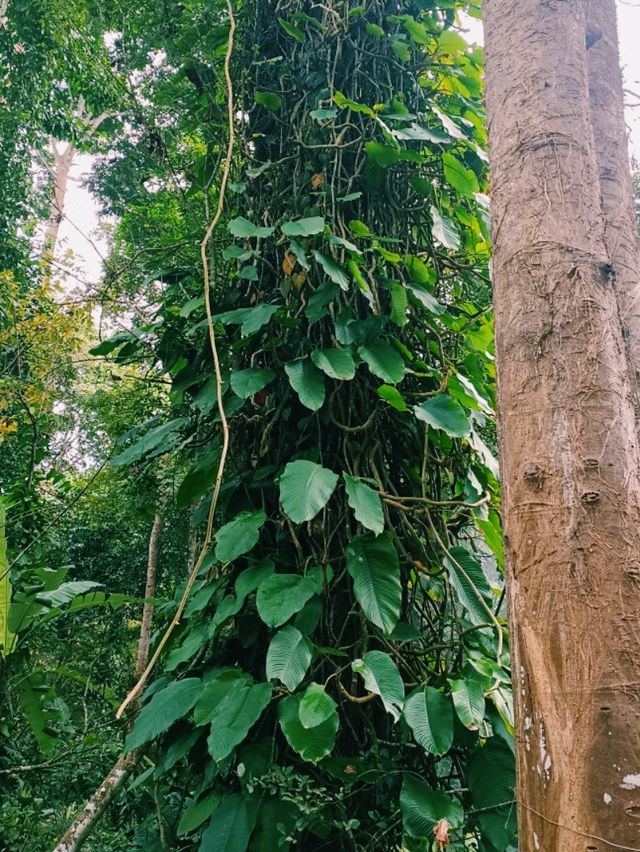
left=228, top=217, right=275, bottom=239
left=449, top=676, right=486, bottom=730
left=256, top=572, right=320, bottom=628
left=400, top=774, right=464, bottom=839
left=430, top=205, right=460, bottom=250
left=194, top=671, right=250, bottom=726
left=255, top=91, right=282, bottom=111
left=199, top=794, right=257, bottom=852
left=352, top=650, right=404, bottom=721
left=346, top=532, right=401, bottom=634
left=445, top=546, right=493, bottom=626
left=230, top=368, right=275, bottom=400
left=235, top=559, right=274, bottom=603
left=343, top=474, right=384, bottom=535
left=467, top=739, right=516, bottom=850
left=215, top=305, right=279, bottom=337
left=126, top=678, right=202, bottom=750
left=207, top=682, right=272, bottom=761
left=414, top=395, right=470, bottom=437
left=403, top=687, right=454, bottom=755
left=278, top=694, right=338, bottom=763
left=266, top=626, right=313, bottom=690
left=35, top=581, right=103, bottom=608
left=281, top=216, right=325, bottom=237
left=112, top=417, right=188, bottom=465
left=284, top=358, right=325, bottom=411
left=298, top=682, right=337, bottom=728
left=312, top=250, right=349, bottom=290
left=279, top=460, right=338, bottom=523
left=178, top=794, right=220, bottom=837
left=0, top=506, right=12, bottom=655
left=358, top=343, right=405, bottom=384
left=215, top=511, right=266, bottom=563
left=442, top=152, right=479, bottom=195
left=310, top=348, right=356, bottom=380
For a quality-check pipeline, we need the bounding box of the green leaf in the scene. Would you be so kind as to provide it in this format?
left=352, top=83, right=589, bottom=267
left=257, top=572, right=319, bottom=628
left=333, top=91, right=375, bottom=117
left=215, top=304, right=279, bottom=336
left=298, top=683, right=338, bottom=728
left=235, top=558, right=274, bottom=603
left=278, top=694, right=338, bottom=763
left=278, top=17, right=306, bottom=43
left=284, top=358, right=325, bottom=411
left=230, top=368, right=275, bottom=400
left=403, top=687, right=454, bottom=755
left=255, top=91, right=282, bottom=111
left=365, top=22, right=385, bottom=37
left=312, top=250, right=349, bottom=290
left=414, top=396, right=470, bottom=437
left=442, top=152, right=479, bottom=195
left=310, top=107, right=338, bottom=122
left=199, top=794, right=257, bottom=852
left=305, top=281, right=339, bottom=323
left=310, top=348, right=356, bottom=380
left=207, top=682, right=272, bottom=761
left=352, top=650, right=404, bottom=720
left=346, top=532, right=401, bottom=634
left=364, top=141, right=401, bottom=168
left=281, top=217, right=325, bottom=237
left=343, top=474, right=384, bottom=535
left=358, top=343, right=405, bottom=384
left=279, top=460, right=339, bottom=523
left=266, top=625, right=313, bottom=690
left=405, top=282, right=445, bottom=314
left=112, top=417, right=188, bottom=465
left=215, top=511, right=266, bottom=563
left=228, top=217, right=275, bottom=239
left=178, top=794, right=220, bottom=836
left=445, top=547, right=493, bottom=626
left=288, top=238, right=310, bottom=270
left=467, top=739, right=516, bottom=850
left=400, top=775, right=464, bottom=839
left=430, top=205, right=460, bottom=250
left=390, top=282, right=408, bottom=327
left=349, top=219, right=371, bottom=237
left=376, top=384, right=408, bottom=412
left=449, top=677, right=486, bottom=730
left=126, top=679, right=202, bottom=751
left=194, top=671, right=249, bottom=726
left=35, top=581, right=103, bottom=608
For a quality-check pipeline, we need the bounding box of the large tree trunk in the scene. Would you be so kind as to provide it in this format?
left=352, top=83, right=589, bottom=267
left=587, top=0, right=640, bottom=397
left=484, top=1, right=640, bottom=848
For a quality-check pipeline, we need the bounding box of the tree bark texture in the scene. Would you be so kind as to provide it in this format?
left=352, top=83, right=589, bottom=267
left=135, top=513, right=163, bottom=679
left=587, top=0, right=640, bottom=399
left=485, top=1, right=640, bottom=848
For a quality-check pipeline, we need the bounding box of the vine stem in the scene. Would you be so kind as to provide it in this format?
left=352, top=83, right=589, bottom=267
left=116, top=0, right=236, bottom=721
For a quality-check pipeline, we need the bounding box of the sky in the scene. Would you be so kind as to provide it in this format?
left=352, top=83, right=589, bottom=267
left=57, top=2, right=640, bottom=288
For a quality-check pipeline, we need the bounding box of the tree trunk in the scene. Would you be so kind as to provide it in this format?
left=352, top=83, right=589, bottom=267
left=587, top=0, right=640, bottom=396
left=135, top=513, right=163, bottom=679
left=484, top=1, right=640, bottom=848
left=42, top=141, right=75, bottom=265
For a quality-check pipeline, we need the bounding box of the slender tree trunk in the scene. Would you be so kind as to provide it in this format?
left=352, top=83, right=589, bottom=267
left=135, top=513, right=163, bottom=678
left=587, top=0, right=640, bottom=395
left=485, top=1, right=640, bottom=848
left=52, top=513, right=163, bottom=852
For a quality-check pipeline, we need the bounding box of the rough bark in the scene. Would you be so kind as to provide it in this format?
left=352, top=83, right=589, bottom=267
left=51, top=751, right=143, bottom=852
left=484, top=1, right=640, bottom=848
left=587, top=0, right=640, bottom=396
left=135, top=513, right=163, bottom=679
